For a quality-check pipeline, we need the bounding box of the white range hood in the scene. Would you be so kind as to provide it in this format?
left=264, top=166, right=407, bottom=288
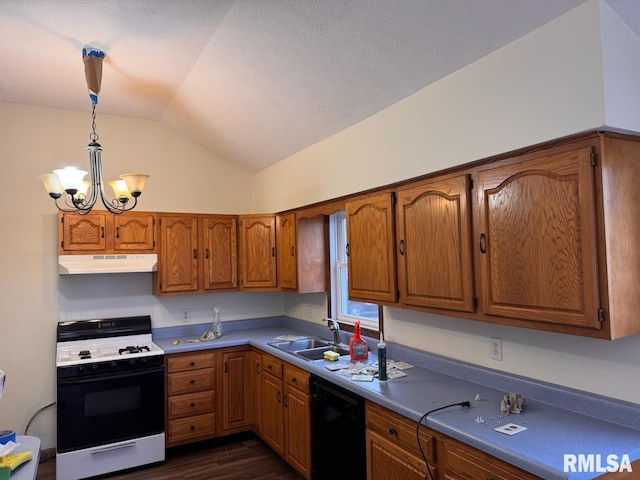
left=58, top=254, right=157, bottom=275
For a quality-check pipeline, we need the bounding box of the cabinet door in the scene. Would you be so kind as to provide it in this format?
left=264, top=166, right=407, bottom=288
left=397, top=175, right=474, bottom=312
left=202, top=216, right=238, bottom=291
left=261, top=372, right=284, bottom=455
left=284, top=385, right=311, bottom=479
left=114, top=213, right=155, bottom=251
left=366, top=430, right=431, bottom=480
left=250, top=350, right=262, bottom=434
left=476, top=146, right=600, bottom=328
left=346, top=192, right=397, bottom=303
left=60, top=212, right=107, bottom=251
left=158, top=215, right=198, bottom=293
left=277, top=212, right=298, bottom=290
left=221, top=350, right=250, bottom=433
left=239, top=215, right=277, bottom=288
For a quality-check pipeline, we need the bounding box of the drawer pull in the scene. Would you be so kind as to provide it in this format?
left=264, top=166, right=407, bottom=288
left=190, top=402, right=195, bottom=407
left=190, top=425, right=195, bottom=431
left=389, top=427, right=397, bottom=436
left=267, top=365, right=272, bottom=371
left=190, top=361, right=195, bottom=366
left=292, top=377, right=297, bottom=384
left=190, top=379, right=195, bottom=384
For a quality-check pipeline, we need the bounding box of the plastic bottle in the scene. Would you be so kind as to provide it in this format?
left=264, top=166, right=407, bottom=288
left=377, top=332, right=387, bottom=382
left=212, top=306, right=222, bottom=338
left=349, top=321, right=368, bottom=361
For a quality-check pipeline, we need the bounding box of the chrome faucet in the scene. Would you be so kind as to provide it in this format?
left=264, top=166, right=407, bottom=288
left=327, top=318, right=341, bottom=345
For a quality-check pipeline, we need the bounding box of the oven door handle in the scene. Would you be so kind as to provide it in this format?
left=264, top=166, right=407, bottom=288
left=58, top=365, right=164, bottom=385
left=91, top=441, right=136, bottom=455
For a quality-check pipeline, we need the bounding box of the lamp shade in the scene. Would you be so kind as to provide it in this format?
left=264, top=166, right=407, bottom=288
left=39, top=173, right=64, bottom=195
left=120, top=174, right=149, bottom=196
left=108, top=179, right=131, bottom=199
left=54, top=167, right=88, bottom=192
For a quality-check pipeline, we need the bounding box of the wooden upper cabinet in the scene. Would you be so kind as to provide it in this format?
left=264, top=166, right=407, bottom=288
left=113, top=213, right=155, bottom=251
left=60, top=212, right=107, bottom=252
left=396, top=175, right=475, bottom=313
left=277, top=213, right=297, bottom=290
left=476, top=144, right=600, bottom=329
left=346, top=192, right=398, bottom=304
left=59, top=211, right=156, bottom=253
left=202, top=216, right=238, bottom=291
left=277, top=212, right=327, bottom=293
left=157, top=215, right=199, bottom=293
left=239, top=215, right=277, bottom=289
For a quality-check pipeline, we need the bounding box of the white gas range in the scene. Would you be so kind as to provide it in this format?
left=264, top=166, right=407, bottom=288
left=56, top=315, right=165, bottom=480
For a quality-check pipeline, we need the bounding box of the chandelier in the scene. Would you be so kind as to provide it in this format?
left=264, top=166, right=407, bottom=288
left=40, top=47, right=149, bottom=214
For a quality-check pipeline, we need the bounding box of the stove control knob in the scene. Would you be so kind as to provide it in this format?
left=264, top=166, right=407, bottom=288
left=77, top=365, right=85, bottom=373
left=129, top=359, right=138, bottom=366
left=140, top=357, right=149, bottom=365
left=110, top=361, right=118, bottom=368
left=91, top=363, right=99, bottom=371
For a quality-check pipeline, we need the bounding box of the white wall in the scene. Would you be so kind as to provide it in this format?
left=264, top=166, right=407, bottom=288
left=0, top=103, right=279, bottom=449
left=268, top=0, right=640, bottom=405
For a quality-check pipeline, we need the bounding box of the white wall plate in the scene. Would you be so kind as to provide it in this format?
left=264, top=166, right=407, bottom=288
left=494, top=423, right=527, bottom=435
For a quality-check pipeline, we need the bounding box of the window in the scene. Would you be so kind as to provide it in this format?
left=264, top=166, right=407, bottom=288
left=329, top=211, right=379, bottom=330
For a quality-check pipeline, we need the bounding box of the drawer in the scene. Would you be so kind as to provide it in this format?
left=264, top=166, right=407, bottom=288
left=167, top=413, right=216, bottom=444
left=284, top=363, right=309, bottom=392
left=167, top=368, right=215, bottom=395
left=262, top=353, right=283, bottom=379
left=167, top=351, right=215, bottom=373
left=443, top=439, right=540, bottom=480
left=366, top=401, right=435, bottom=462
left=167, top=391, right=215, bottom=419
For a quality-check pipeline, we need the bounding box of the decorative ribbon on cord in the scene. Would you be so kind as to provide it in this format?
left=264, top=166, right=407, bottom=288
left=82, top=47, right=105, bottom=104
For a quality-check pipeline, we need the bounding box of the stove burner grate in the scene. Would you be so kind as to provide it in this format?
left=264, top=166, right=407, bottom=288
left=119, top=345, right=151, bottom=355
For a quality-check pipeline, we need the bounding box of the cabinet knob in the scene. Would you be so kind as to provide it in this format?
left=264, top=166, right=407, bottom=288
left=190, top=379, right=195, bottom=384
left=190, top=425, right=195, bottom=431
left=190, top=402, right=195, bottom=407
left=292, top=377, right=297, bottom=384
left=267, top=365, right=272, bottom=371
left=389, top=427, right=397, bottom=436
left=190, top=361, right=195, bottom=366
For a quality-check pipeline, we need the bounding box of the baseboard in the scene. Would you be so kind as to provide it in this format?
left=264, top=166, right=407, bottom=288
left=40, top=447, right=55, bottom=463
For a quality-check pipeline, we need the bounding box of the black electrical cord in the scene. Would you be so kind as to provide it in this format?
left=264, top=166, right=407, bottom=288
left=416, top=400, right=471, bottom=480
left=24, top=401, right=56, bottom=435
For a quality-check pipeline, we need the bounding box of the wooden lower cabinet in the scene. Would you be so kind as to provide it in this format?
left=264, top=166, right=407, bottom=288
left=366, top=401, right=541, bottom=480
left=261, top=353, right=285, bottom=455
left=250, top=349, right=263, bottom=434
left=283, top=364, right=311, bottom=479
left=220, top=347, right=251, bottom=434
left=165, top=351, right=216, bottom=447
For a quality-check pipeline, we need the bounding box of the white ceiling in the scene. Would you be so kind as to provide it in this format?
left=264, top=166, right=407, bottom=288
left=1, top=0, right=637, bottom=172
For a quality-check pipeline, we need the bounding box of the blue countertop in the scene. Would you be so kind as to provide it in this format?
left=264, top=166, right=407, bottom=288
left=154, top=317, right=640, bottom=480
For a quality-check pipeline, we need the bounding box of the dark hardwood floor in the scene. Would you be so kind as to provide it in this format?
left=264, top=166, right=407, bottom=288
left=37, top=433, right=303, bottom=480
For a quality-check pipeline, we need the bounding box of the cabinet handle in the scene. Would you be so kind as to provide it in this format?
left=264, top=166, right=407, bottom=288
left=100, top=226, right=104, bottom=238
left=389, top=427, right=397, bottom=436
left=271, top=246, right=276, bottom=257
left=346, top=243, right=350, bottom=257
left=267, top=365, right=272, bottom=371
left=277, top=391, right=281, bottom=404
left=205, top=248, right=210, bottom=259
left=193, top=248, right=197, bottom=259
left=283, top=394, right=288, bottom=408
left=224, top=362, right=228, bottom=373
left=399, top=239, right=405, bottom=256
left=292, top=377, right=297, bottom=384
left=291, top=246, right=295, bottom=257
left=115, top=227, right=120, bottom=239
left=479, top=233, right=487, bottom=254
left=255, top=364, right=260, bottom=375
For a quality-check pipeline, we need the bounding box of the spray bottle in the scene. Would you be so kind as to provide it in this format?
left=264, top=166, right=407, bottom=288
left=212, top=306, right=222, bottom=338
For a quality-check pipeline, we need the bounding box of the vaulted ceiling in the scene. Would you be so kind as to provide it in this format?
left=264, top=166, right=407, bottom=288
left=1, top=1, right=637, bottom=172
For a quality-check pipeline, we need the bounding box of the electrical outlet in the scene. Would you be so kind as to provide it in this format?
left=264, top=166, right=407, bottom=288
left=180, top=308, right=191, bottom=323
left=490, top=337, right=503, bottom=361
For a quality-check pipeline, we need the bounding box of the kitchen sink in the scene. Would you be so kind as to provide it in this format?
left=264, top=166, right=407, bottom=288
left=268, top=337, right=350, bottom=361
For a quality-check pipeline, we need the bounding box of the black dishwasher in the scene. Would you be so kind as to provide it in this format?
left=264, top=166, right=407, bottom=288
left=311, top=375, right=366, bottom=480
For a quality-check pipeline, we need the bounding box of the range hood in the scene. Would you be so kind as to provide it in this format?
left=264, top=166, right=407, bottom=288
left=58, top=254, right=157, bottom=275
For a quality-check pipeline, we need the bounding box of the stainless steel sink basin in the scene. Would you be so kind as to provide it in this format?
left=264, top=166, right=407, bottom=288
left=268, top=337, right=349, bottom=361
